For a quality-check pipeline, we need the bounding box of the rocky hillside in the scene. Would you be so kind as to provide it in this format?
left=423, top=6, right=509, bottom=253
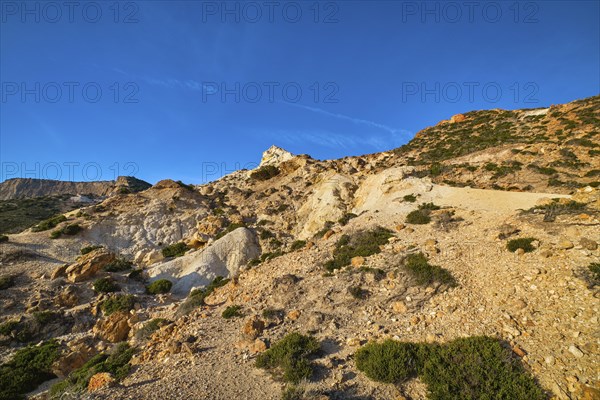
left=0, top=176, right=151, bottom=200
left=0, top=96, right=598, bottom=400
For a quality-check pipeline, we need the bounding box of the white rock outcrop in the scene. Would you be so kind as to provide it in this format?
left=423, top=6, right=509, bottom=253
left=147, top=227, right=260, bottom=296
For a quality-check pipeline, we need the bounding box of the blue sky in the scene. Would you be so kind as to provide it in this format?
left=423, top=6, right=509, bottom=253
left=1, top=0, right=599, bottom=184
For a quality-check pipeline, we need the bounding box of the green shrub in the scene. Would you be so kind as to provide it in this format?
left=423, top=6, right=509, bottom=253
left=0, top=340, right=60, bottom=400
left=406, top=209, right=431, bottom=225
left=248, top=258, right=261, bottom=267
left=403, top=194, right=417, bottom=203
left=290, top=240, right=307, bottom=251
left=49, top=343, right=135, bottom=398
left=338, top=213, right=358, bottom=226
left=100, top=295, right=136, bottom=316
left=161, top=242, right=189, bottom=258
left=250, top=165, right=280, bottom=181
left=255, top=333, right=320, bottom=384
left=313, top=221, right=334, bottom=239
left=177, top=276, right=229, bottom=316
left=80, top=245, right=102, bottom=255
left=31, top=215, right=67, bottom=232
left=0, top=235, right=7, bottom=243
left=355, top=340, right=420, bottom=383
left=589, top=262, right=600, bottom=283
left=0, top=320, right=19, bottom=336
left=146, top=279, right=173, bottom=294
left=403, top=253, right=457, bottom=286
left=49, top=230, right=62, bottom=239
left=61, top=224, right=82, bottom=235
left=222, top=305, right=242, bottom=319
left=135, top=318, right=169, bottom=341
left=93, top=277, right=120, bottom=293
left=348, top=286, right=367, bottom=299
left=356, top=337, right=545, bottom=399
left=507, top=238, right=536, bottom=253
left=262, top=308, right=284, bottom=320
left=324, top=227, right=393, bottom=272
left=104, top=257, right=133, bottom=272
left=128, top=269, right=146, bottom=282
left=0, top=275, right=14, bottom=290
left=33, top=311, right=59, bottom=325
left=260, top=229, right=275, bottom=240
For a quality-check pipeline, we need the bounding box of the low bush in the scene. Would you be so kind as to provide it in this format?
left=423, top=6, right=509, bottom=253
left=588, top=262, right=600, bottom=283
left=49, top=343, right=135, bottom=398
left=80, top=245, right=102, bottom=255
left=290, top=240, right=307, bottom=251
left=506, top=237, right=536, bottom=253
left=135, top=318, right=169, bottom=341
left=313, top=221, right=334, bottom=239
left=348, top=286, right=367, bottom=299
left=338, top=213, right=358, bottom=226
left=0, top=275, right=14, bottom=290
left=255, top=333, right=320, bottom=384
left=0, top=340, right=60, bottom=400
left=222, top=305, right=242, bottom=319
left=93, top=277, right=120, bottom=293
left=406, top=209, right=431, bottom=224
left=31, top=215, right=67, bottom=232
left=127, top=269, right=146, bottom=282
left=33, top=311, right=59, bottom=325
left=161, top=242, right=189, bottom=258
left=0, top=235, right=7, bottom=243
left=250, top=165, right=280, bottom=181
left=61, top=224, right=82, bottom=235
left=100, top=295, right=136, bottom=316
left=49, top=230, right=62, bottom=239
left=403, top=253, right=457, bottom=286
left=403, top=194, right=417, bottom=202
left=324, top=227, right=393, bottom=272
left=356, top=337, right=545, bottom=399
left=146, top=279, right=173, bottom=294
left=104, top=257, right=133, bottom=272
left=177, top=276, right=229, bottom=316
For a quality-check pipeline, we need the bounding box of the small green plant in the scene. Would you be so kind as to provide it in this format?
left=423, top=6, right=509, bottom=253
left=506, top=237, right=536, bottom=253
left=0, top=320, right=19, bottom=337
left=250, top=165, right=280, bottom=181
left=100, top=295, right=136, bottom=316
left=49, top=230, right=62, bottom=239
left=49, top=343, right=135, bottom=398
left=255, top=333, right=320, bottom=384
left=127, top=269, right=146, bottom=282
left=262, top=308, right=284, bottom=320
left=313, top=221, right=334, bottom=239
left=588, top=262, right=600, bottom=283
left=0, top=340, right=60, bottom=400
left=177, top=276, right=230, bottom=316
left=403, top=252, right=457, bottom=286
left=355, top=337, right=545, bottom=399
left=338, top=213, right=358, bottom=226
left=0, top=235, right=7, bottom=243
left=324, top=227, right=393, bottom=272
left=93, top=277, right=120, bottom=293
left=248, top=258, right=261, bottom=267
left=290, top=240, right=307, bottom=251
left=406, top=209, right=431, bottom=224
left=0, top=275, right=15, bottom=290
left=403, top=194, right=417, bottom=202
left=80, top=245, right=102, bottom=255
left=33, top=311, right=59, bottom=325
left=146, top=279, right=173, bottom=294
left=349, top=286, right=367, bottom=299
left=222, top=305, right=243, bottom=319
left=135, top=318, right=169, bottom=341
left=161, top=242, right=189, bottom=258
left=104, top=257, right=133, bottom=272
left=61, top=224, right=82, bottom=235
left=31, top=214, right=67, bottom=232
left=260, top=229, right=275, bottom=240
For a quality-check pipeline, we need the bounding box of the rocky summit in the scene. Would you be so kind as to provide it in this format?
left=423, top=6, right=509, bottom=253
left=0, top=96, right=599, bottom=400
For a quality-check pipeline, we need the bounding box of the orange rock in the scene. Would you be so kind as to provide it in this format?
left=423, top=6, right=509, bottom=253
left=351, top=256, right=365, bottom=268
left=287, top=310, right=301, bottom=321
left=87, top=372, right=114, bottom=392
left=242, top=316, right=265, bottom=340
left=450, top=113, right=466, bottom=123
left=249, top=338, right=268, bottom=354
left=323, top=230, right=335, bottom=240
left=512, top=345, right=527, bottom=358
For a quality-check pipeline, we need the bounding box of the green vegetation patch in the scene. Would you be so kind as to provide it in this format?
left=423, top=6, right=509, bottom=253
left=215, top=222, right=246, bottom=240
left=355, top=337, right=545, bottom=400
left=338, top=213, right=358, bottom=226
left=324, top=227, right=393, bottom=272
left=104, top=257, right=133, bottom=272
left=146, top=279, right=173, bottom=294
left=81, top=245, right=103, bottom=255
left=31, top=214, right=67, bottom=232
left=49, top=343, right=135, bottom=398
left=0, top=275, right=15, bottom=290
left=290, top=240, right=307, bottom=251
left=93, top=277, right=120, bottom=293
left=100, top=294, right=136, bottom=316
left=177, top=276, right=230, bottom=316
left=403, top=252, right=457, bottom=287
left=588, top=262, right=600, bottom=284
left=255, top=333, right=320, bottom=384
left=161, top=242, right=189, bottom=258
left=506, top=238, right=537, bottom=253
left=135, top=318, right=169, bottom=341
left=222, top=305, right=243, bottom=319
left=0, top=340, right=60, bottom=400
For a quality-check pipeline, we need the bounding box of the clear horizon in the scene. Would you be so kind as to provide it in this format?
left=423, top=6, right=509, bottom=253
left=1, top=1, right=599, bottom=184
